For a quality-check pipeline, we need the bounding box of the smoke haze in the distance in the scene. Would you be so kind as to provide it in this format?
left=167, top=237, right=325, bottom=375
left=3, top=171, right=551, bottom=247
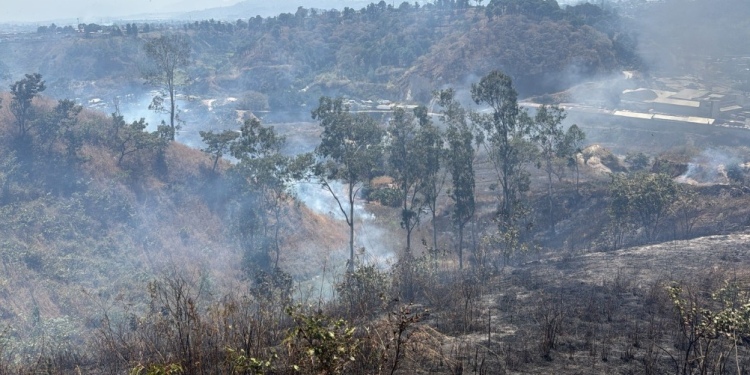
left=0, top=0, right=369, bottom=24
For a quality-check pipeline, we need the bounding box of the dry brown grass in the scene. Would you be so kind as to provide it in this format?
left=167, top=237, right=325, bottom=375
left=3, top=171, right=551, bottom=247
left=162, top=142, right=213, bottom=183
left=371, top=175, right=394, bottom=187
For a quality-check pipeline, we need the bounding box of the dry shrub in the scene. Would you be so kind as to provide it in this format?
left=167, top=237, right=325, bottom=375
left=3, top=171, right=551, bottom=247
left=333, top=263, right=390, bottom=322
left=92, top=272, right=293, bottom=374
left=354, top=305, right=450, bottom=375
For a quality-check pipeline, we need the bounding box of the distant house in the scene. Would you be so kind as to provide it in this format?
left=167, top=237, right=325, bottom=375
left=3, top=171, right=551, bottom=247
left=621, top=88, right=746, bottom=119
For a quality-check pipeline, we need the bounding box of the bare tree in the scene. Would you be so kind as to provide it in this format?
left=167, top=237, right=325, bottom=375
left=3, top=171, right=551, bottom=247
left=143, top=34, right=191, bottom=141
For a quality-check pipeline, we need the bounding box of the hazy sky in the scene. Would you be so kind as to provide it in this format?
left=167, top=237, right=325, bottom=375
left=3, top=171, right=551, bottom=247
left=0, top=0, right=242, bottom=24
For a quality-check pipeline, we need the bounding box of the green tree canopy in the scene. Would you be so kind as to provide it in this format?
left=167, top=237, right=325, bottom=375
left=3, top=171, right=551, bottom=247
left=387, top=106, right=443, bottom=253
left=312, top=96, right=383, bottom=271
left=10, top=73, right=46, bottom=139
left=470, top=70, right=533, bottom=216
left=608, top=172, right=678, bottom=245
left=438, top=89, right=475, bottom=269
left=199, top=130, right=239, bottom=172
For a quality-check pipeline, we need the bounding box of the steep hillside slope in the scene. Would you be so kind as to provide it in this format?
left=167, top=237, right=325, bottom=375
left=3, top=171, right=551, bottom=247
left=0, top=93, right=346, bottom=359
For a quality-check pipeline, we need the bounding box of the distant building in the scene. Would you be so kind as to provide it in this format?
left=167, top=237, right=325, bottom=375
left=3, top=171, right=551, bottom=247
left=621, top=88, right=746, bottom=119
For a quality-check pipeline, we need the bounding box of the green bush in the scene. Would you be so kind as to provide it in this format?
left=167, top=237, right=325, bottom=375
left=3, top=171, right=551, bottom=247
left=368, top=187, right=401, bottom=208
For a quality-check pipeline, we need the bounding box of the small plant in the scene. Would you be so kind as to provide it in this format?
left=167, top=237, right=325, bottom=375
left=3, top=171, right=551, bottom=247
left=368, top=187, right=401, bottom=208
left=130, top=363, right=184, bottom=375
left=625, top=152, right=651, bottom=171
left=225, top=348, right=275, bottom=375
left=284, top=305, right=358, bottom=375
left=668, top=280, right=750, bottom=375
left=385, top=303, right=424, bottom=375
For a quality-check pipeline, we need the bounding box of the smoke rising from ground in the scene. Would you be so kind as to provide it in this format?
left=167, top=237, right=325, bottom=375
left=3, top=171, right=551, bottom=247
left=628, top=0, right=750, bottom=77
left=294, top=181, right=395, bottom=268
left=676, top=148, right=741, bottom=185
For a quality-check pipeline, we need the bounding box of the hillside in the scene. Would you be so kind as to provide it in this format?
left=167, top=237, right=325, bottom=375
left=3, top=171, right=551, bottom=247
left=428, top=229, right=750, bottom=374
left=0, top=93, right=349, bottom=366
left=0, top=1, right=637, bottom=111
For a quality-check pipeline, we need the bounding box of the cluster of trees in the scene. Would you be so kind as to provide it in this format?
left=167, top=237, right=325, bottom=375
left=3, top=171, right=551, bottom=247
left=3, top=62, right=750, bottom=375
left=1, top=72, right=177, bottom=200
left=36, top=22, right=154, bottom=37
left=312, top=70, right=589, bottom=271
left=93, top=22, right=153, bottom=37
left=125, top=23, right=151, bottom=36
left=20, top=0, right=638, bottom=113
left=606, top=170, right=687, bottom=249
left=2, top=73, right=88, bottom=196
left=35, top=23, right=76, bottom=34
left=432, top=71, right=586, bottom=269
left=200, top=120, right=311, bottom=274
left=199, top=70, right=587, bottom=272
left=185, top=18, right=243, bottom=33
left=175, top=0, right=635, bottom=108
left=0, top=69, right=705, bottom=275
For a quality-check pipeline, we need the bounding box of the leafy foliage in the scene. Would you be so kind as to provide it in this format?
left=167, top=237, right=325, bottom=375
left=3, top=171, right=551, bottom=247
left=130, top=363, right=184, bottom=375
left=471, top=70, right=534, bottom=216
left=386, top=107, right=443, bottom=252
left=625, top=152, right=651, bottom=171
left=109, top=112, right=168, bottom=168
left=532, top=105, right=570, bottom=233
left=199, top=130, right=238, bottom=172
left=608, top=172, right=678, bottom=246
left=562, top=124, right=586, bottom=192
left=285, top=306, right=358, bottom=375
left=668, top=281, right=750, bottom=375
left=438, top=89, right=475, bottom=269
left=228, top=118, right=312, bottom=273
left=335, top=264, right=390, bottom=320
left=9, top=73, right=46, bottom=139
left=313, top=96, right=383, bottom=270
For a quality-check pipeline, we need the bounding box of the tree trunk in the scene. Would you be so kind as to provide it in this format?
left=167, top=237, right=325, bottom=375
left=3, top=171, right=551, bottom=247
left=169, top=85, right=176, bottom=141
left=406, top=227, right=412, bottom=255
left=458, top=222, right=464, bottom=269
left=348, top=182, right=355, bottom=272
left=274, top=206, right=281, bottom=270
left=432, top=210, right=438, bottom=253
left=404, top=190, right=411, bottom=254
left=547, top=168, right=555, bottom=235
